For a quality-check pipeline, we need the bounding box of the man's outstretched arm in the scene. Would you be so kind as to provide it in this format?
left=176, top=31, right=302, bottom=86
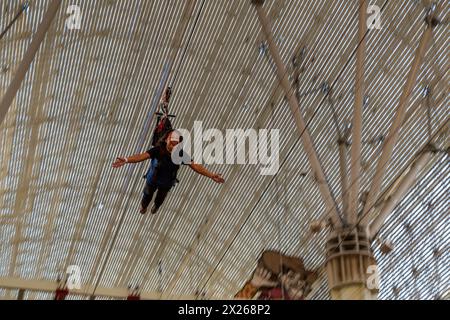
left=189, top=162, right=225, bottom=184
left=112, top=152, right=150, bottom=168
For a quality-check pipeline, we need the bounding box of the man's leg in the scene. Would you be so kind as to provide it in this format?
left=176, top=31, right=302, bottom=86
left=151, top=187, right=171, bottom=214
left=141, top=183, right=156, bottom=214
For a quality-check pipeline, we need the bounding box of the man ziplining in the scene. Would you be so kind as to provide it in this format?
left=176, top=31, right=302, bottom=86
left=112, top=87, right=225, bottom=215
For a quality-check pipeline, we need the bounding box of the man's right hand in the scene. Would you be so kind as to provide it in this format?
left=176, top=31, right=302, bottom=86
left=112, top=157, right=127, bottom=168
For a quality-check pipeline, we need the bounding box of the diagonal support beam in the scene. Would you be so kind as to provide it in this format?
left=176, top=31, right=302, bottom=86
left=368, top=145, right=435, bottom=239
left=361, top=15, right=436, bottom=225
left=252, top=0, right=341, bottom=226
left=348, top=0, right=368, bottom=225
left=0, top=0, right=61, bottom=125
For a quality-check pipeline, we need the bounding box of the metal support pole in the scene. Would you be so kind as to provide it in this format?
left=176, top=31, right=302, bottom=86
left=349, top=0, right=368, bottom=225
left=0, top=0, right=61, bottom=125
left=252, top=0, right=341, bottom=226
left=361, top=16, right=436, bottom=225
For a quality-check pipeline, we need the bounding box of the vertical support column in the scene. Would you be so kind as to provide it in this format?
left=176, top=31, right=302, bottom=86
left=349, top=0, right=368, bottom=225
left=0, top=0, right=62, bottom=125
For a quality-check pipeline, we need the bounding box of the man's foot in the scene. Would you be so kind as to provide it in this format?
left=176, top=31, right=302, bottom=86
left=140, top=206, right=148, bottom=215
left=150, top=205, right=158, bottom=215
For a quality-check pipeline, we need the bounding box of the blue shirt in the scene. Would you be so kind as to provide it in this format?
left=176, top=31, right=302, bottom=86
left=145, top=146, right=190, bottom=188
